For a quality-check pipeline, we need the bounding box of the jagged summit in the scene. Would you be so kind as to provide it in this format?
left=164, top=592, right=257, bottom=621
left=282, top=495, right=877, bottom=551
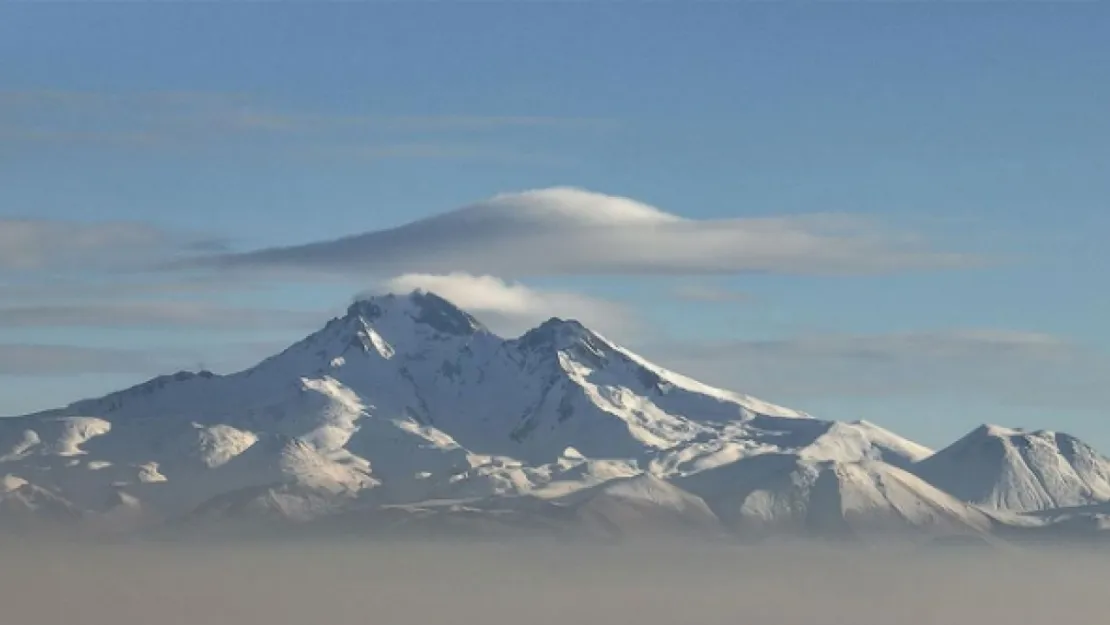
left=514, top=316, right=606, bottom=353
left=344, top=290, right=487, bottom=337
left=253, top=290, right=494, bottom=369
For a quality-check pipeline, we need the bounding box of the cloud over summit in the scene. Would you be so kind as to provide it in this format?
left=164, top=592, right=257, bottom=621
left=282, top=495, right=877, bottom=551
left=375, top=272, right=636, bottom=339
left=207, top=187, right=974, bottom=279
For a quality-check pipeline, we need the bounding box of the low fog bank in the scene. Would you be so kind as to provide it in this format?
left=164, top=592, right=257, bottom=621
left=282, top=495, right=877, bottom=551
left=0, top=539, right=1105, bottom=625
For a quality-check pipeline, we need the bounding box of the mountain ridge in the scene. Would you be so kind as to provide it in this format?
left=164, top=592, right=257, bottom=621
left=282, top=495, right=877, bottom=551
left=2, top=290, right=1108, bottom=543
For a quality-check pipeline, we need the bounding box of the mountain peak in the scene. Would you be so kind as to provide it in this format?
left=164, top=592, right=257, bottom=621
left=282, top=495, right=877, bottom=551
left=345, top=290, right=486, bottom=337
left=344, top=295, right=391, bottom=321
left=970, top=424, right=1023, bottom=439
left=914, top=423, right=1110, bottom=512
left=515, top=316, right=605, bottom=353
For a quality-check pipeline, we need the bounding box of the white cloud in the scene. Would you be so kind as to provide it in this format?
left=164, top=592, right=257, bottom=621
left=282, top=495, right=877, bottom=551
left=210, top=187, right=975, bottom=278
left=645, top=329, right=1109, bottom=409
left=376, top=273, right=637, bottom=338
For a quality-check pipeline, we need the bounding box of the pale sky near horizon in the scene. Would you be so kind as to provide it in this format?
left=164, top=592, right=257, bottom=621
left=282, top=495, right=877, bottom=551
left=1, top=3, right=1108, bottom=450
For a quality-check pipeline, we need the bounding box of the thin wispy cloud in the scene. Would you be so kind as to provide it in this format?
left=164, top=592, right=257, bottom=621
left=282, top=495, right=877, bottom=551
left=0, top=302, right=324, bottom=331
left=0, top=219, right=326, bottom=337
left=0, top=127, right=164, bottom=147
left=0, top=344, right=163, bottom=377
left=0, top=90, right=611, bottom=152
left=647, top=329, right=1109, bottom=410
left=298, top=142, right=569, bottom=167
left=223, top=110, right=610, bottom=133
left=0, top=218, right=223, bottom=272
left=207, top=187, right=977, bottom=278
left=0, top=273, right=279, bottom=306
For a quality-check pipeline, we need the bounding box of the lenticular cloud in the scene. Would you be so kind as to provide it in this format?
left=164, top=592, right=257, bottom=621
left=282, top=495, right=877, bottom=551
left=205, top=187, right=973, bottom=278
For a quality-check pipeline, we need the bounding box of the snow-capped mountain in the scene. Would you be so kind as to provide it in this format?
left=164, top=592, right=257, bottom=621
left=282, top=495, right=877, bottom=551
left=2, top=291, right=1107, bottom=543
left=912, top=424, right=1110, bottom=513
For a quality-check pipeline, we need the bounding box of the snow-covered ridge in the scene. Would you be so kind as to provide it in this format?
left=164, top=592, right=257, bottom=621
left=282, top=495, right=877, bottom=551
left=2, top=290, right=1108, bottom=543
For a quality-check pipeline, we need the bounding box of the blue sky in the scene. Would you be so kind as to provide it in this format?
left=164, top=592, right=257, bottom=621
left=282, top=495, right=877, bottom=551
left=1, top=3, right=1108, bottom=450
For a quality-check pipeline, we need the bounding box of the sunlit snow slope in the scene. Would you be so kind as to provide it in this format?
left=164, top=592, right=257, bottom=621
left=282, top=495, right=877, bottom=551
left=913, top=425, right=1110, bottom=512
left=2, top=291, right=1106, bottom=542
